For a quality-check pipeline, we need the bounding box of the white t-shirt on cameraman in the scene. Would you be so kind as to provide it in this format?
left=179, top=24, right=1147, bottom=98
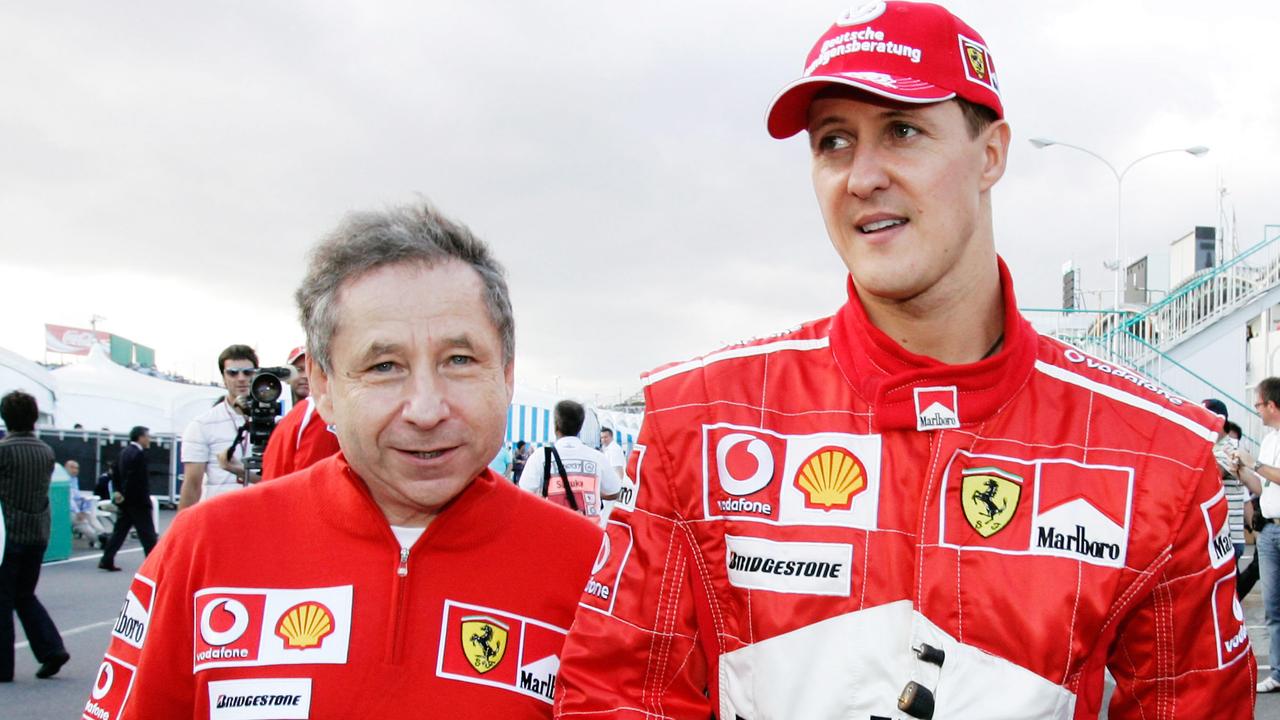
left=181, top=399, right=248, bottom=500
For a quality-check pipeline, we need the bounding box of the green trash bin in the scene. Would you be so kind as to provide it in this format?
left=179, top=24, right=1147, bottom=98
left=44, top=478, right=72, bottom=562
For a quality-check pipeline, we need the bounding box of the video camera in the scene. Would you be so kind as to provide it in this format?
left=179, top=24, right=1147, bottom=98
left=230, top=366, right=295, bottom=482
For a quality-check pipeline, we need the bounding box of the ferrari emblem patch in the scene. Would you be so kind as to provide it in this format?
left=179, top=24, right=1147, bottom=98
left=958, top=35, right=998, bottom=92
left=461, top=616, right=509, bottom=674
left=965, top=45, right=986, bottom=78
left=961, top=466, right=1022, bottom=538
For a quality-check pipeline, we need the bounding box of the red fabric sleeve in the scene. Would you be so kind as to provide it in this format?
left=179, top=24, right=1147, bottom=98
left=555, top=407, right=713, bottom=719
left=1104, top=445, right=1256, bottom=718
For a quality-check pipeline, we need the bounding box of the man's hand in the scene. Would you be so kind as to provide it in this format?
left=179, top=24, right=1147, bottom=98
left=217, top=448, right=247, bottom=480
left=1232, top=449, right=1266, bottom=495
left=1235, top=449, right=1255, bottom=471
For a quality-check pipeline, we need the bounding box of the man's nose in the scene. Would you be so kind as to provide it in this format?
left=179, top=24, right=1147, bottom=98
left=401, top=370, right=449, bottom=428
left=845, top=144, right=891, bottom=199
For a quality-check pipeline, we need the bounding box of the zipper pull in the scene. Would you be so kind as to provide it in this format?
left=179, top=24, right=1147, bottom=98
left=397, top=547, right=410, bottom=577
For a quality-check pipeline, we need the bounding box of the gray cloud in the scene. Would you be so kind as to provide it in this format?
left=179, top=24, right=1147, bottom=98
left=2, top=0, right=1276, bottom=400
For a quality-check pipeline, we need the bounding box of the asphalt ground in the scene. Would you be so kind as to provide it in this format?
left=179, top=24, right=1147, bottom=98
left=3, top=511, right=1277, bottom=718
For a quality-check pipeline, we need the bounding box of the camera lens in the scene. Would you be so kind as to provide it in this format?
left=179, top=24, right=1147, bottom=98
left=251, top=373, right=282, bottom=404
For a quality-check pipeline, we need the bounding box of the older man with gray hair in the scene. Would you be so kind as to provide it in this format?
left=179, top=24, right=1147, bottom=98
left=85, top=203, right=602, bottom=718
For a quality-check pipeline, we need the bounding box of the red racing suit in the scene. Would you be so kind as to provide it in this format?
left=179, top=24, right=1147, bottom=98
left=260, top=398, right=341, bottom=481
left=85, top=455, right=601, bottom=720
left=555, top=262, right=1255, bottom=719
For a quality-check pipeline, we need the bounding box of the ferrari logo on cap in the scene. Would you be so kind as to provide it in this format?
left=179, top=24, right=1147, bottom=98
left=958, top=35, right=998, bottom=92
left=965, top=45, right=986, bottom=78
left=961, top=466, right=1021, bottom=537
left=461, top=616, right=509, bottom=674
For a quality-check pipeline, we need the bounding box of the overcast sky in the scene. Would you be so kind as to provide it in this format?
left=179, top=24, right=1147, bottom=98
left=2, top=0, right=1276, bottom=404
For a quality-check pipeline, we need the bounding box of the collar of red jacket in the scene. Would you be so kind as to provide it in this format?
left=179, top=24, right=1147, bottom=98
left=828, top=257, right=1037, bottom=432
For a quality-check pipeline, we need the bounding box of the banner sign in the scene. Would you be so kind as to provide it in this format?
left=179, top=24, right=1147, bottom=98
left=46, top=324, right=111, bottom=355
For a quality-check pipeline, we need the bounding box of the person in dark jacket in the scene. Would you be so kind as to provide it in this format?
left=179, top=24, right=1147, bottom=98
left=99, top=426, right=159, bottom=571
left=0, top=390, right=69, bottom=681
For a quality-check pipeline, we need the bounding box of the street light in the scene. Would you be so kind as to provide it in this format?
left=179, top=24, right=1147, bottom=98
left=1029, top=138, right=1209, bottom=310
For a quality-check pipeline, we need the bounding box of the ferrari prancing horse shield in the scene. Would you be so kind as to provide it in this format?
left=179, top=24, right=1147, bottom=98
left=461, top=615, right=509, bottom=674
left=965, top=45, right=987, bottom=78
left=961, top=466, right=1022, bottom=538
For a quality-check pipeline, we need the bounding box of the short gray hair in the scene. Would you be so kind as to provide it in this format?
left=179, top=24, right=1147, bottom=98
left=296, top=203, right=515, bottom=373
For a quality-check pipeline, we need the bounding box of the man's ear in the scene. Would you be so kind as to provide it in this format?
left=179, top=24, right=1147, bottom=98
left=309, top=355, right=333, bottom=419
left=979, top=119, right=1011, bottom=192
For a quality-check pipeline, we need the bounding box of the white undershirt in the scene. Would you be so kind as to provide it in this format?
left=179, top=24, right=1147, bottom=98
left=390, top=525, right=426, bottom=551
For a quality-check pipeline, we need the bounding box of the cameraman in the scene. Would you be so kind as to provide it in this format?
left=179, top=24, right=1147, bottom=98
left=260, top=346, right=340, bottom=480
left=177, top=344, right=256, bottom=510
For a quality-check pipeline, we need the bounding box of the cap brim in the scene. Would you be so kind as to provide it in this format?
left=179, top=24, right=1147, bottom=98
left=765, top=74, right=956, bottom=139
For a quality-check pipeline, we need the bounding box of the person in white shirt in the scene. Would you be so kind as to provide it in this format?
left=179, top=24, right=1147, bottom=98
left=177, top=344, right=257, bottom=510
left=600, top=427, right=627, bottom=482
left=519, top=400, right=621, bottom=518
left=1232, top=377, right=1280, bottom=693
left=66, top=460, right=109, bottom=548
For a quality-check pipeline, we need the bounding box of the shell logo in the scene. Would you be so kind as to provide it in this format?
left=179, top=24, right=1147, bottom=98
left=274, top=601, right=335, bottom=650
left=794, top=446, right=866, bottom=511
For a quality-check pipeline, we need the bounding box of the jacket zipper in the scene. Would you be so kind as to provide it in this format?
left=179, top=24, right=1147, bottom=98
left=388, top=547, right=410, bottom=663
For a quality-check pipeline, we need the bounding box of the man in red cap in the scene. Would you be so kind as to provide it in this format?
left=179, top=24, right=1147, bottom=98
left=554, top=2, right=1254, bottom=718
left=287, top=345, right=310, bottom=403
left=260, top=345, right=341, bottom=480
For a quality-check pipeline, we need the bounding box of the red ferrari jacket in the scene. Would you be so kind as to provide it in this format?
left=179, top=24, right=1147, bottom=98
left=260, top=398, right=341, bottom=481
left=555, top=262, right=1254, bottom=719
left=85, top=455, right=601, bottom=719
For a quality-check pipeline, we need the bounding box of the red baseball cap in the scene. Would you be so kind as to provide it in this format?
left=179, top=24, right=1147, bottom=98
left=765, top=1, right=1003, bottom=139
left=287, top=346, right=306, bottom=365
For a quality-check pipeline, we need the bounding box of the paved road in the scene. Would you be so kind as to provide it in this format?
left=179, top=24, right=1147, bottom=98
left=4, top=510, right=173, bottom=718
left=4, top=513, right=1278, bottom=718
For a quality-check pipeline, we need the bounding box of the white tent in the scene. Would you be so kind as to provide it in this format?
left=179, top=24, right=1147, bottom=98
left=49, top=345, right=224, bottom=433
left=0, top=346, right=58, bottom=426
left=505, top=386, right=643, bottom=451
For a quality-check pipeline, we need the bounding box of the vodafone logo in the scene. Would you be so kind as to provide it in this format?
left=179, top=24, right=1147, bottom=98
left=703, top=424, right=882, bottom=528
left=201, top=598, right=251, bottom=646
left=92, top=662, right=114, bottom=700
left=716, top=433, right=775, bottom=496
left=192, top=586, right=352, bottom=671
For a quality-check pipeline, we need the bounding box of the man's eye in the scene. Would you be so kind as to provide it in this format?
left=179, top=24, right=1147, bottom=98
left=448, top=355, right=474, bottom=366
left=370, top=361, right=396, bottom=373
left=815, top=134, right=851, bottom=152
left=890, top=123, right=920, bottom=139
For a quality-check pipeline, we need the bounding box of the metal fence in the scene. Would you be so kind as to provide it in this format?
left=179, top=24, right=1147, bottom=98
left=1023, top=225, right=1280, bottom=450
left=35, top=428, right=182, bottom=506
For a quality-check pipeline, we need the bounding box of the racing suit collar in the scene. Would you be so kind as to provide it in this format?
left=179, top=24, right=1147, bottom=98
left=828, top=256, right=1037, bottom=432
left=317, top=453, right=512, bottom=550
